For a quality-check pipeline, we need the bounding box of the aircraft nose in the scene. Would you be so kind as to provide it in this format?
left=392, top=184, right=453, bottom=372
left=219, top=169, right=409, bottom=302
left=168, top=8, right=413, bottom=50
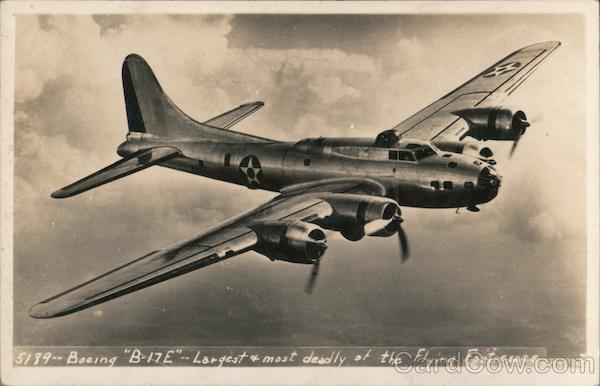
left=478, top=166, right=502, bottom=188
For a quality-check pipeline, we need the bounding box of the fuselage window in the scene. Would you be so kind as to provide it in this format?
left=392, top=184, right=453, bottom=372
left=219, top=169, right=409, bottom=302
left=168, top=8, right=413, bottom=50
left=224, top=153, right=231, bottom=167
left=304, top=158, right=311, bottom=166
left=198, top=160, right=204, bottom=168
left=443, top=181, right=453, bottom=190
left=464, top=181, right=474, bottom=189
left=388, top=151, right=398, bottom=160
left=447, top=161, right=457, bottom=168
left=430, top=181, right=440, bottom=190
left=443, top=153, right=452, bottom=158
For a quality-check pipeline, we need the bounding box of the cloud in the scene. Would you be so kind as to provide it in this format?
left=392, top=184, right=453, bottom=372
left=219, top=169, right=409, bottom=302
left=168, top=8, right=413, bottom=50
left=528, top=211, right=563, bottom=240
left=12, top=14, right=587, bottom=356
left=91, top=15, right=128, bottom=35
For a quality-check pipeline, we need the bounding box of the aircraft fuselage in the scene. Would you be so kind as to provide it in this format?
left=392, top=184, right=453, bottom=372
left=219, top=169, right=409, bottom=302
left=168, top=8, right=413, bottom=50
left=117, top=136, right=500, bottom=209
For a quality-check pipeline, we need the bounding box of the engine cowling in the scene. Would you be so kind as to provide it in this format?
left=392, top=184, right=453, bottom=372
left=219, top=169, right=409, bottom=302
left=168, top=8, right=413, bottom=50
left=433, top=139, right=494, bottom=160
left=318, top=194, right=400, bottom=241
left=455, top=108, right=529, bottom=141
left=250, top=221, right=327, bottom=264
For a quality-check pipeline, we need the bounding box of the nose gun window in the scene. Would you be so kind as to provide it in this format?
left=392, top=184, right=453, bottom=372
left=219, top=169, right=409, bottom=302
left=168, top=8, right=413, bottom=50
left=478, top=167, right=500, bottom=188
left=443, top=181, right=453, bottom=189
left=464, top=182, right=474, bottom=189
left=430, top=181, right=440, bottom=190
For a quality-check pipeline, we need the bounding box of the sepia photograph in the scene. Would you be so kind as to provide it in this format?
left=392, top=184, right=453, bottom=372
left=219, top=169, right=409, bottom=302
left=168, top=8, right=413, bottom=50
left=1, top=1, right=598, bottom=385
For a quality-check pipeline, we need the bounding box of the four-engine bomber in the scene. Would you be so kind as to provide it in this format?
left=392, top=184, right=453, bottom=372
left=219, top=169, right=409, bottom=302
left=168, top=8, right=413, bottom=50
left=30, top=41, right=560, bottom=318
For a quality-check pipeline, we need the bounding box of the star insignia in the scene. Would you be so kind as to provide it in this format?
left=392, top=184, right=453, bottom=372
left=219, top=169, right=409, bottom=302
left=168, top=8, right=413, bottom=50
left=239, top=155, right=263, bottom=188
left=483, top=61, right=522, bottom=78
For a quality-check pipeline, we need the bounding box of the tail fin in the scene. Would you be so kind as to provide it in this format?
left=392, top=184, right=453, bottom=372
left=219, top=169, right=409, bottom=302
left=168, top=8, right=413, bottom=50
left=122, top=54, right=203, bottom=138
left=122, top=54, right=273, bottom=143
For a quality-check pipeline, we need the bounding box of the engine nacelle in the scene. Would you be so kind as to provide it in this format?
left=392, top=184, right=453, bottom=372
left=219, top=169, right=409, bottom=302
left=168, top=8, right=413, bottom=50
left=250, top=221, right=327, bottom=264
left=455, top=108, right=529, bottom=141
left=433, top=139, right=494, bottom=160
left=318, top=194, right=400, bottom=241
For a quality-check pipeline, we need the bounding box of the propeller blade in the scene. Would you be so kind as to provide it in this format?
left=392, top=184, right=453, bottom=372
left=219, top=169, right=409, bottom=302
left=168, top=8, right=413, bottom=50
left=398, top=225, right=410, bottom=262
left=390, top=191, right=410, bottom=262
left=304, top=261, right=320, bottom=294
left=509, top=110, right=530, bottom=158
left=509, top=135, right=521, bottom=158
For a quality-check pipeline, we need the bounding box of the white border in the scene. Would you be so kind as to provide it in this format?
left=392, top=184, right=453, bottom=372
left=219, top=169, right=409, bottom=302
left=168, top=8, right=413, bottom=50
left=1, top=1, right=598, bottom=385
left=0, top=0, right=16, bottom=384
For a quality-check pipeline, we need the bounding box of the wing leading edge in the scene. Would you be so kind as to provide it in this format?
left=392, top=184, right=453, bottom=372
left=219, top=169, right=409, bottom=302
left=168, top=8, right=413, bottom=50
left=30, top=178, right=385, bottom=318
left=382, top=41, right=561, bottom=142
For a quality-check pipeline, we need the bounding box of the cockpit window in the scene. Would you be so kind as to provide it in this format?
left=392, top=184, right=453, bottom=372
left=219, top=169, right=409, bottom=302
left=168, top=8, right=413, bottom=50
left=413, top=145, right=435, bottom=160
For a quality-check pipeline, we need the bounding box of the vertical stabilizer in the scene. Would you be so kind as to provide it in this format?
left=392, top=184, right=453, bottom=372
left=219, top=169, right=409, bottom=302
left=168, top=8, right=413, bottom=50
left=122, top=54, right=198, bottom=137
left=121, top=54, right=273, bottom=143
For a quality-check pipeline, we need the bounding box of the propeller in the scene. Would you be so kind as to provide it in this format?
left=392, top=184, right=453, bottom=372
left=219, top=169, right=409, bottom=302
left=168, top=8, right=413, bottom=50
left=397, top=223, right=410, bottom=262
left=509, top=111, right=530, bottom=158
left=509, top=137, right=521, bottom=157
left=391, top=187, right=410, bottom=262
left=392, top=214, right=410, bottom=262
left=304, top=260, right=320, bottom=294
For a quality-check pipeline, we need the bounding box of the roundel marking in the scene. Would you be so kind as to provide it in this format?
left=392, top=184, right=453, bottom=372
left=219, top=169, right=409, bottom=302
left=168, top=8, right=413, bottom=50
left=239, top=155, right=263, bottom=188
left=482, top=61, right=522, bottom=78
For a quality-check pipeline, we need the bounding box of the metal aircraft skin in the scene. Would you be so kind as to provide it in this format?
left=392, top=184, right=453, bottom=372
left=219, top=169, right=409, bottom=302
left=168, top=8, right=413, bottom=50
left=30, top=41, right=560, bottom=318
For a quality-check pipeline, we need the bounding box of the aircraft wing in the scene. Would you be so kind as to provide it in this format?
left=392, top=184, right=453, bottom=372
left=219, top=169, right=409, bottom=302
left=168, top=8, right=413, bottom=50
left=30, top=178, right=385, bottom=318
left=202, top=101, right=264, bottom=129
left=383, top=41, right=560, bottom=142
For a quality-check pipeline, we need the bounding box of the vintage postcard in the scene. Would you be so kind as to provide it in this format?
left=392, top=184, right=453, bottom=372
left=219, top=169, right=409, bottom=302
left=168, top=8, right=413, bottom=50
left=1, top=1, right=598, bottom=385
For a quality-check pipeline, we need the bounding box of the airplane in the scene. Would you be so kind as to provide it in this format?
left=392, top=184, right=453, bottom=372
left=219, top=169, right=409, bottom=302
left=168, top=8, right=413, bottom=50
left=29, top=41, right=560, bottom=318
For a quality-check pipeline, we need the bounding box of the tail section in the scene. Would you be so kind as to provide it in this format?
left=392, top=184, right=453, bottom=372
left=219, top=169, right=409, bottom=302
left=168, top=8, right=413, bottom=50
left=122, top=54, right=273, bottom=143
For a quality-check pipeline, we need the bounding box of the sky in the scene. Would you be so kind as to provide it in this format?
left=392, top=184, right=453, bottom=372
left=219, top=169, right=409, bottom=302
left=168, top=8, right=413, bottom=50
left=13, top=13, right=587, bottom=356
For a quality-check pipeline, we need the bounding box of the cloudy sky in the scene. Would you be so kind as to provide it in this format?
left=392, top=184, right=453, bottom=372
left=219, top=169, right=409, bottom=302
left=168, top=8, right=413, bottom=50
left=13, top=13, right=587, bottom=356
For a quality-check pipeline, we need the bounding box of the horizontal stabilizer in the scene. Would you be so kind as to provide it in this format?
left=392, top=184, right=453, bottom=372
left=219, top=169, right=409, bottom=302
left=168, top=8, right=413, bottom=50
left=202, top=101, right=264, bottom=129
left=51, top=147, right=180, bottom=198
